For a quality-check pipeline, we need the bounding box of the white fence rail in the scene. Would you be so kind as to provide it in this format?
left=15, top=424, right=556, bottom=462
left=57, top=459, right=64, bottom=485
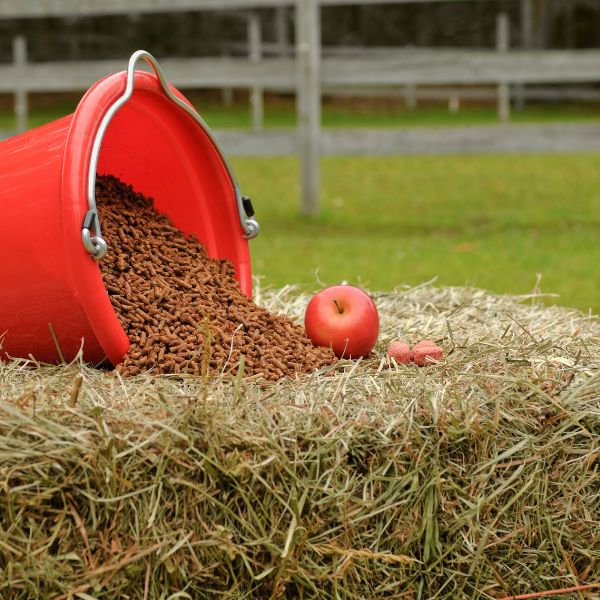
left=216, top=123, right=600, bottom=156
left=0, top=0, right=494, bottom=18
left=4, top=50, right=600, bottom=92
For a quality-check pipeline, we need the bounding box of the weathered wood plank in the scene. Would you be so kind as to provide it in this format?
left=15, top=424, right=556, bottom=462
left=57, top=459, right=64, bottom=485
left=215, top=130, right=297, bottom=155
left=320, top=50, right=600, bottom=85
left=319, top=124, right=600, bottom=155
left=0, top=57, right=297, bottom=92
left=2, top=50, right=600, bottom=93
left=496, top=13, right=510, bottom=123
left=296, top=0, right=320, bottom=216
left=12, top=36, right=27, bottom=133
left=324, top=85, right=600, bottom=102
left=274, top=6, right=291, bottom=57
left=4, top=123, right=600, bottom=156
left=211, top=123, right=600, bottom=156
left=248, top=13, right=264, bottom=132
left=0, top=0, right=496, bottom=19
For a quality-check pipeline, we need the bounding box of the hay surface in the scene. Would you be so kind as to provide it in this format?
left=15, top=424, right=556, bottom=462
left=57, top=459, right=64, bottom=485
left=1, top=284, right=599, bottom=599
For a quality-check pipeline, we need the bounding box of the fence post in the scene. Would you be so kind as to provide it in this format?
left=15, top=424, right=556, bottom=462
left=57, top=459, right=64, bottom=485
left=13, top=36, right=28, bottom=133
left=404, top=83, right=417, bottom=110
left=275, top=6, right=291, bottom=58
left=564, top=0, right=575, bottom=48
left=248, top=13, right=264, bottom=132
left=221, top=48, right=234, bottom=107
left=296, top=0, right=320, bottom=216
left=496, top=13, right=510, bottom=124
left=515, top=0, right=533, bottom=109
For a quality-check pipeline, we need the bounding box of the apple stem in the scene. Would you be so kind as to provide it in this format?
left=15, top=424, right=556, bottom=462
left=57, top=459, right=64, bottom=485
left=332, top=299, right=344, bottom=314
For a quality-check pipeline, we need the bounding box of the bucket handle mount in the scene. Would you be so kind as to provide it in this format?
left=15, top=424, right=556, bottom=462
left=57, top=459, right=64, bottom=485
left=82, top=50, right=259, bottom=260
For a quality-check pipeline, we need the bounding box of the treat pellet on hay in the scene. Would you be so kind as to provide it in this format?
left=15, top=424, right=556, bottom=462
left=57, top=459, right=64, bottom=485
left=412, top=343, right=444, bottom=366
left=412, top=339, right=436, bottom=350
left=96, top=175, right=336, bottom=380
left=386, top=341, right=411, bottom=364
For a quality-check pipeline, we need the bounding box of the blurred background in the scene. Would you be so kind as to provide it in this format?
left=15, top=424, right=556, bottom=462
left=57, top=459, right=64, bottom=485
left=2, top=0, right=600, bottom=313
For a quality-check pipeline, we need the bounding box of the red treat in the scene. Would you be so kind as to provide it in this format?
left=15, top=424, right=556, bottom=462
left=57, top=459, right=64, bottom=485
left=413, top=339, right=437, bottom=350
left=413, top=343, right=444, bottom=366
left=387, top=341, right=412, bottom=364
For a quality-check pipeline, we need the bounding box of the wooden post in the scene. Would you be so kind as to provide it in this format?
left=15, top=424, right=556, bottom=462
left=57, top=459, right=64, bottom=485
left=275, top=6, right=291, bottom=58
left=13, top=36, right=28, bottom=133
left=404, top=83, right=417, bottom=110
left=564, top=0, right=575, bottom=48
left=248, top=12, right=264, bottom=132
left=516, top=0, right=533, bottom=110
left=536, top=0, right=549, bottom=50
left=296, top=0, right=320, bottom=216
left=496, top=13, right=510, bottom=124
left=520, top=0, right=534, bottom=49
left=221, top=49, right=234, bottom=107
left=448, top=94, right=460, bottom=114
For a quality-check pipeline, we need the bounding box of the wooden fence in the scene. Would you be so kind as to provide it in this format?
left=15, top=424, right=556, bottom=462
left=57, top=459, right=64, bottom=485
left=2, top=0, right=600, bottom=213
left=0, top=0, right=496, bottom=17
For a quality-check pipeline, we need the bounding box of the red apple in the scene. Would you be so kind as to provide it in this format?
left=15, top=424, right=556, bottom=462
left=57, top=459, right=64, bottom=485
left=304, top=285, right=379, bottom=358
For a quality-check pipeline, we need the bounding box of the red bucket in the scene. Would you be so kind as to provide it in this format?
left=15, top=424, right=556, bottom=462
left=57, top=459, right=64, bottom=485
left=0, top=50, right=258, bottom=366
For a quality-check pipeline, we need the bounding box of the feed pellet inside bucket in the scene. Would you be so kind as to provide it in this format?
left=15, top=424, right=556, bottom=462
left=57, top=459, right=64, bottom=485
left=96, top=175, right=336, bottom=379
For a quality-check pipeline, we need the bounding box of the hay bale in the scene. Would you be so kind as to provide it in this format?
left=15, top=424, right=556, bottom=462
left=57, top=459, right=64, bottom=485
left=1, top=284, right=599, bottom=599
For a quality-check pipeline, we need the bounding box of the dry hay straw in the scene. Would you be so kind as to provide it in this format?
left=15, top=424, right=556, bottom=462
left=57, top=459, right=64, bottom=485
left=1, top=283, right=599, bottom=599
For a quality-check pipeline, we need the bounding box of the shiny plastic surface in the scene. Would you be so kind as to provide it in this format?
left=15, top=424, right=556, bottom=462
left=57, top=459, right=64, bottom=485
left=0, top=70, right=252, bottom=365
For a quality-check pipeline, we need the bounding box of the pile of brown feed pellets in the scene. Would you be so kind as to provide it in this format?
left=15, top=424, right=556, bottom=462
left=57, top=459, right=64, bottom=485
left=96, top=175, right=337, bottom=380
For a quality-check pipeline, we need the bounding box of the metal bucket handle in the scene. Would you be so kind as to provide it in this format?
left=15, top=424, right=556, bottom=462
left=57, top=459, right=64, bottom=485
left=82, top=49, right=259, bottom=260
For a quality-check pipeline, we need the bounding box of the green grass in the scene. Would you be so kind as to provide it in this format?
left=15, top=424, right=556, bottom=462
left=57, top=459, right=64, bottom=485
left=0, top=104, right=71, bottom=130
left=2, top=100, right=600, bottom=130
left=233, top=154, right=600, bottom=314
left=196, top=102, right=600, bottom=129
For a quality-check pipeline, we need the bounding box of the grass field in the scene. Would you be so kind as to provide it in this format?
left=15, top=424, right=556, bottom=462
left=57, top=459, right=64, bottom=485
left=188, top=101, right=600, bottom=129
left=2, top=100, right=599, bottom=313
left=2, top=99, right=600, bottom=130
left=234, top=154, right=600, bottom=315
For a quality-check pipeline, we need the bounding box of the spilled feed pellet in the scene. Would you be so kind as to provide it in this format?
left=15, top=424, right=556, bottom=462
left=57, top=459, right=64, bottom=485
left=96, top=174, right=336, bottom=380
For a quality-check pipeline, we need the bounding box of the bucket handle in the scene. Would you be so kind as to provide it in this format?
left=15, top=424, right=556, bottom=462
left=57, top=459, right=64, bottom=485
left=82, top=49, right=260, bottom=260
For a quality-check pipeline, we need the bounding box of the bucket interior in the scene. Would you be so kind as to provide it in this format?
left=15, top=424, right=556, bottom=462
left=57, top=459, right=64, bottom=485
left=97, top=87, right=250, bottom=285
